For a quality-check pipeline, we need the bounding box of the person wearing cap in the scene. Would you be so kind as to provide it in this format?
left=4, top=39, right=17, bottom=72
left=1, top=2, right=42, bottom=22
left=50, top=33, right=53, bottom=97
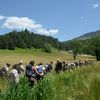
left=17, top=61, right=24, bottom=76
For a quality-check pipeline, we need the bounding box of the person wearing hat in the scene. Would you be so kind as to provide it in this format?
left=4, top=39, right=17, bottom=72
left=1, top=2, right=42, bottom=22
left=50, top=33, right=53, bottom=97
left=17, top=60, right=24, bottom=76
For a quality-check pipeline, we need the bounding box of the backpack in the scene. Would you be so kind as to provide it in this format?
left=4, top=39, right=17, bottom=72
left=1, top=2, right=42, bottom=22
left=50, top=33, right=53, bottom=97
left=37, top=65, right=43, bottom=74
left=26, top=64, right=36, bottom=77
left=17, top=65, right=21, bottom=74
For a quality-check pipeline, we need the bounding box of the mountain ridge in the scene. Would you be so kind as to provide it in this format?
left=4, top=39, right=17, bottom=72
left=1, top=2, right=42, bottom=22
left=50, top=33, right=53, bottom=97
left=73, top=30, right=100, bottom=40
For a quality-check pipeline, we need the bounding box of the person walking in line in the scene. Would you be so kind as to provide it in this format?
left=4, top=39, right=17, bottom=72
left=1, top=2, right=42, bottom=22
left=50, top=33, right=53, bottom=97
left=55, top=59, right=62, bottom=74
left=9, top=64, right=20, bottom=84
left=17, top=61, right=24, bottom=76
left=26, top=60, right=37, bottom=86
left=0, top=63, right=10, bottom=77
left=36, top=63, right=44, bottom=81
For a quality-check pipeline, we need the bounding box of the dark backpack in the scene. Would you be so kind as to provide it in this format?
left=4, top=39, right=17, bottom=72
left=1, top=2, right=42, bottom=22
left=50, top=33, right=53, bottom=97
left=26, top=64, right=36, bottom=77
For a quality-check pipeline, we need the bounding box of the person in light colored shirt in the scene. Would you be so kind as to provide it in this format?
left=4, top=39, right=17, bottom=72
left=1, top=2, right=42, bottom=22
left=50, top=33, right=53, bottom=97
left=17, top=61, right=24, bottom=75
left=9, top=64, right=20, bottom=84
left=3, top=63, right=10, bottom=72
left=36, top=63, right=44, bottom=81
left=0, top=63, right=10, bottom=76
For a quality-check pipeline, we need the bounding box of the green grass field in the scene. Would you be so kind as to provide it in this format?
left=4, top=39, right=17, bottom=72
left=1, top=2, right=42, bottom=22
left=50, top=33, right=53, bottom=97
left=0, top=48, right=95, bottom=66
left=0, top=48, right=99, bottom=100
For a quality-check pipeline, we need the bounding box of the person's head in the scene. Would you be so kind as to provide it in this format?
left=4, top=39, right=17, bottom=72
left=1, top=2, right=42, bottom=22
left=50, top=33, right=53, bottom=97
left=12, top=64, right=18, bottom=69
left=29, top=60, right=35, bottom=66
left=39, top=63, right=43, bottom=65
left=50, top=61, right=53, bottom=64
left=6, top=63, right=10, bottom=67
left=57, top=59, right=60, bottom=63
left=62, top=61, right=65, bottom=64
left=19, top=60, right=23, bottom=64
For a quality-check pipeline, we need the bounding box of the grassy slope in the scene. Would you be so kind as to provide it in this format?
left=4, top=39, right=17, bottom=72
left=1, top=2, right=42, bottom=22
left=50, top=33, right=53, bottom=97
left=0, top=48, right=94, bottom=66
left=0, top=48, right=69, bottom=66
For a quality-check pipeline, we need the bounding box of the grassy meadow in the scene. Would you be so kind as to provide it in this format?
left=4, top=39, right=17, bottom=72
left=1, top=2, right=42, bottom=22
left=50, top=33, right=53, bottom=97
left=0, top=48, right=100, bottom=100
left=0, top=48, right=95, bottom=66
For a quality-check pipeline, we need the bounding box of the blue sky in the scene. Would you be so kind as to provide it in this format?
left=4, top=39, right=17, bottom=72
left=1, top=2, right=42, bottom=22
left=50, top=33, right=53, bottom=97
left=0, top=0, right=100, bottom=41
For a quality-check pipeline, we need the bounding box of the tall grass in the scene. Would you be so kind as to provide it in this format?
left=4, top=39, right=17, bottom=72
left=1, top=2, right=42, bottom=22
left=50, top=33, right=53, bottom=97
left=0, top=63, right=100, bottom=100
left=88, top=77, right=100, bottom=100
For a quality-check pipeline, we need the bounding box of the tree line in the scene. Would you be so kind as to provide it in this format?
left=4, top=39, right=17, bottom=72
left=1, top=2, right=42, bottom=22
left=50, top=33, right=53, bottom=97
left=0, top=29, right=65, bottom=52
left=63, top=35, right=100, bottom=61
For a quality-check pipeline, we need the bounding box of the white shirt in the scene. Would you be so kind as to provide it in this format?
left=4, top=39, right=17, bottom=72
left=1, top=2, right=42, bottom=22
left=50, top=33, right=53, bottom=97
left=19, top=65, right=24, bottom=70
left=10, top=69, right=20, bottom=83
left=4, top=65, right=9, bottom=72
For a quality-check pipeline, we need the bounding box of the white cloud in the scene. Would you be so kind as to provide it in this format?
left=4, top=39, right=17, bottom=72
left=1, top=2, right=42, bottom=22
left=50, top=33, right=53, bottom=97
left=0, top=15, right=6, bottom=20
left=92, top=3, right=99, bottom=8
left=49, top=29, right=59, bottom=35
left=3, top=17, right=35, bottom=30
left=35, top=28, right=59, bottom=35
left=0, top=15, right=59, bottom=35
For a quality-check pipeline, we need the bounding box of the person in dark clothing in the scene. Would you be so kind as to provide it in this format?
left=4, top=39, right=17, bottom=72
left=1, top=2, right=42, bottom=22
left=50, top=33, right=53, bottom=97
left=55, top=59, right=62, bottom=74
left=26, top=60, right=37, bottom=86
left=46, top=61, right=53, bottom=73
left=74, top=61, right=79, bottom=67
left=62, top=61, right=66, bottom=72
left=49, top=61, right=53, bottom=72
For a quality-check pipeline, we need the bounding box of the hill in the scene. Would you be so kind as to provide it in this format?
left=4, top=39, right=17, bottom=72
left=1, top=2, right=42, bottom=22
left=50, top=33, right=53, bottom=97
left=74, top=30, right=100, bottom=40
left=63, top=30, right=100, bottom=58
left=0, top=29, right=64, bottom=51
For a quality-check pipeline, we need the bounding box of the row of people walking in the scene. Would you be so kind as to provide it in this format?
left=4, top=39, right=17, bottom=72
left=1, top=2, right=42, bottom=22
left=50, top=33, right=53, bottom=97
left=0, top=59, right=94, bottom=86
left=0, top=60, right=53, bottom=86
left=55, top=59, right=94, bottom=74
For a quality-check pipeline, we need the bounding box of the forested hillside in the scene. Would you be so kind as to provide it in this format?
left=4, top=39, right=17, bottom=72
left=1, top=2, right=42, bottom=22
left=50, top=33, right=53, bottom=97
left=0, top=29, right=100, bottom=60
left=63, top=30, right=100, bottom=61
left=63, top=39, right=94, bottom=55
left=0, top=29, right=64, bottom=51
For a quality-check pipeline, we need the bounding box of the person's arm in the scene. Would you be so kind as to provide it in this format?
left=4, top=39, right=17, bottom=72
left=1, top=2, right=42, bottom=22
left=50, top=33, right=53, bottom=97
left=21, top=65, right=24, bottom=71
left=34, top=67, right=40, bottom=75
left=35, top=67, right=44, bottom=76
